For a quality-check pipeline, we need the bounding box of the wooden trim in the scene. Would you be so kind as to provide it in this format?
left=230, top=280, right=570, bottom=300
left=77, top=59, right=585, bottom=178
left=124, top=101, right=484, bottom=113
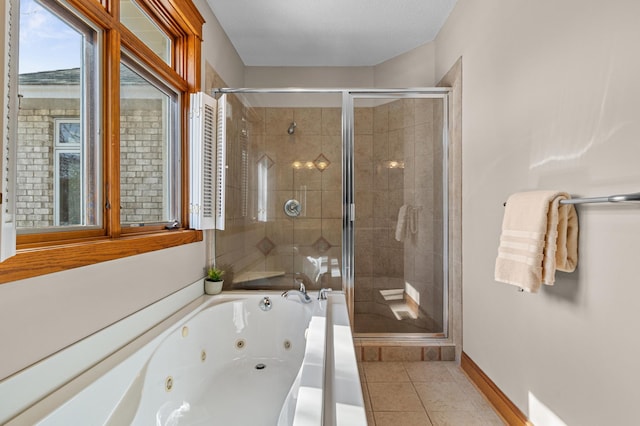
left=461, top=352, right=533, bottom=426
left=66, top=0, right=114, bottom=27
left=4, top=0, right=204, bottom=284
left=0, top=230, right=202, bottom=284
left=17, top=229, right=106, bottom=248
left=118, top=26, right=188, bottom=92
left=105, top=28, right=121, bottom=238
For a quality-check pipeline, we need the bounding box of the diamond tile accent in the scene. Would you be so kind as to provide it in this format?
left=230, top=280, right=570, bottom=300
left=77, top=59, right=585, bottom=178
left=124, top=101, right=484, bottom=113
left=257, top=154, right=275, bottom=169
left=313, top=154, right=330, bottom=172
left=256, top=237, right=276, bottom=256
left=312, top=236, right=332, bottom=253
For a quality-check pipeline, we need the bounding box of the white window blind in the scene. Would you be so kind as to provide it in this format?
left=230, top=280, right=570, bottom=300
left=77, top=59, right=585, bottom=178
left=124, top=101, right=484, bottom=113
left=0, top=0, right=18, bottom=262
left=215, top=94, right=227, bottom=230
left=189, top=92, right=226, bottom=230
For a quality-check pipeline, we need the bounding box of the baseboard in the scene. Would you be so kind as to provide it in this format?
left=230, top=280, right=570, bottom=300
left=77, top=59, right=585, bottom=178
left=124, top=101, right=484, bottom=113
left=461, top=352, right=532, bottom=426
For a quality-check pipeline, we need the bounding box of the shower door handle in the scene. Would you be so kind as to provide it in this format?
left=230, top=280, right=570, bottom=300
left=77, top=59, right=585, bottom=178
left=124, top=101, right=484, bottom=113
left=284, top=199, right=302, bottom=217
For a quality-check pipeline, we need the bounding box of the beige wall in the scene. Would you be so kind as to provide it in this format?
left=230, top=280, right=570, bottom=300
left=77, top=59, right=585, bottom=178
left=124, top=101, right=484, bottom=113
left=244, top=42, right=436, bottom=91
left=436, top=0, right=640, bottom=424
left=374, top=42, right=436, bottom=87
left=245, top=66, right=374, bottom=88
left=195, top=0, right=244, bottom=89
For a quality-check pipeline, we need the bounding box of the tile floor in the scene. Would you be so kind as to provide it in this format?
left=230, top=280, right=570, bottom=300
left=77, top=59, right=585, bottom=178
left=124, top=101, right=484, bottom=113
left=359, top=361, right=506, bottom=425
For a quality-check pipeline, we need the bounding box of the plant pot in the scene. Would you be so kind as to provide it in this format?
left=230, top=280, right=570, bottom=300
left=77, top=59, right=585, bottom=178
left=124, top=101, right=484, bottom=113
left=204, top=279, right=223, bottom=295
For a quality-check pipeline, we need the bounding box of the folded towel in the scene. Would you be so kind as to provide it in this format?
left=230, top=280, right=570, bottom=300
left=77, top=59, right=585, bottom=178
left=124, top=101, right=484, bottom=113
left=395, top=205, right=408, bottom=242
left=495, top=191, right=578, bottom=292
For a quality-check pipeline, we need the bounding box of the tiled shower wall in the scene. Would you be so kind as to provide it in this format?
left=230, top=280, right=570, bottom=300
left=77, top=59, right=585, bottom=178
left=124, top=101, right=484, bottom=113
left=354, top=98, right=444, bottom=332
left=215, top=96, right=344, bottom=291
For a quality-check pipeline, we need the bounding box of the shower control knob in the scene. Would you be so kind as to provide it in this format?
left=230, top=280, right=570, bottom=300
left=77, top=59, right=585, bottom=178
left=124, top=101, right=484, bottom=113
left=284, top=199, right=302, bottom=217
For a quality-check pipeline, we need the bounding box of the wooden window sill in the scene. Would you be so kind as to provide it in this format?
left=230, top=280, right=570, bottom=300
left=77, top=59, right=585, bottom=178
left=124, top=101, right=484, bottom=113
left=0, top=229, right=203, bottom=284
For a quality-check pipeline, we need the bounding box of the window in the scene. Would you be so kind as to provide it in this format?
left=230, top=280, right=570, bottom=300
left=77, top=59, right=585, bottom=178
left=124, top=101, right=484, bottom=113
left=0, top=0, right=204, bottom=283
left=17, top=0, right=99, bottom=233
left=54, top=119, right=83, bottom=226
left=119, top=59, right=179, bottom=227
left=119, top=0, right=171, bottom=65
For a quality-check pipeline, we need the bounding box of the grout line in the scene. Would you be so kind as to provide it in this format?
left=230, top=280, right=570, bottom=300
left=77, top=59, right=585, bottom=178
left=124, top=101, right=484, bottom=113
left=408, top=371, right=434, bottom=425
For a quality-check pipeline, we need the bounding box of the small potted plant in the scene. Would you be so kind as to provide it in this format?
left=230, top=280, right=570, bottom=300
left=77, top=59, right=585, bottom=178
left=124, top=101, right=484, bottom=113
left=204, top=267, right=225, bottom=295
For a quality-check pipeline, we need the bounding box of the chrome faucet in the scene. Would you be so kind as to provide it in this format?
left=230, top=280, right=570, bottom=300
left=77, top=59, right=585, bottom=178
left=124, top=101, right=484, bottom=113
left=281, top=281, right=312, bottom=304
left=317, top=288, right=333, bottom=300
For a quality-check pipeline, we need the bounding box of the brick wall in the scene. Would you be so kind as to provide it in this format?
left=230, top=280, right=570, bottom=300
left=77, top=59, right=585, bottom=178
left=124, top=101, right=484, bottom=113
left=120, top=99, right=166, bottom=224
left=16, top=104, right=78, bottom=228
left=16, top=98, right=167, bottom=229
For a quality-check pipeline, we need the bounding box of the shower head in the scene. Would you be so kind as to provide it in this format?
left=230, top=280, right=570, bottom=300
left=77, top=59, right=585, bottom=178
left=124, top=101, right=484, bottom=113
left=287, top=121, right=296, bottom=135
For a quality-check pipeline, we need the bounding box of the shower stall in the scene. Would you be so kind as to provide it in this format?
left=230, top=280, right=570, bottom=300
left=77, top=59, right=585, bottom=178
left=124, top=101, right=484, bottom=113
left=213, top=88, right=449, bottom=339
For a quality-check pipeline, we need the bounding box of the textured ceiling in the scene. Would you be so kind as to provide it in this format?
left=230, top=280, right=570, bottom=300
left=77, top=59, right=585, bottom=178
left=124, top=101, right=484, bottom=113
left=205, top=0, right=458, bottom=67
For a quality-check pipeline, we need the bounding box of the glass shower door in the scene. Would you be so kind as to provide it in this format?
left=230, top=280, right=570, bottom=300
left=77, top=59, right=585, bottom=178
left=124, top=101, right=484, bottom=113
left=216, top=92, right=343, bottom=294
left=348, top=93, right=448, bottom=336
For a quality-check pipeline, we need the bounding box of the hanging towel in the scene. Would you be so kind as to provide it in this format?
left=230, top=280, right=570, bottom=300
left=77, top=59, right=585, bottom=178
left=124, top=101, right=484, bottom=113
left=495, top=191, right=578, bottom=292
left=395, top=205, right=409, bottom=242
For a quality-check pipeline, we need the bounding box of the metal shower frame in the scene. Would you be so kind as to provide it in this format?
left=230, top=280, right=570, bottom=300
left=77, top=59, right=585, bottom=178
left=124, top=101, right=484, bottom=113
left=214, top=87, right=451, bottom=342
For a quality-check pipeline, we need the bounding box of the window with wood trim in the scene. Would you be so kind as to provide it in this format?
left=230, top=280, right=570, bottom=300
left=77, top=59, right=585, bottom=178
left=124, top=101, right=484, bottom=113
left=0, top=0, right=204, bottom=283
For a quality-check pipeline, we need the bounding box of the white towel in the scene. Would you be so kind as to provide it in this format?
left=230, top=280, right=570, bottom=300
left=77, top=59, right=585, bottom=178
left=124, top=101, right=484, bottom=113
left=395, top=205, right=408, bottom=242
left=495, top=191, right=578, bottom=292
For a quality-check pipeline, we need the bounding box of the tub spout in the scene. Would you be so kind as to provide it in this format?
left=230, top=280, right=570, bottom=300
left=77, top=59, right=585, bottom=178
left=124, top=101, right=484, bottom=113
left=281, top=288, right=312, bottom=304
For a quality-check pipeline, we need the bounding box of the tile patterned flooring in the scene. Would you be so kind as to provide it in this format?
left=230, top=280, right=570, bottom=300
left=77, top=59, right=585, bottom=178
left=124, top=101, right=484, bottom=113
left=359, top=361, right=506, bottom=425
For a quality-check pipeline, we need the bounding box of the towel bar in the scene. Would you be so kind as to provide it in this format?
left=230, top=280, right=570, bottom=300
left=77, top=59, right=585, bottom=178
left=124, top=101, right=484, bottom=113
left=558, top=191, right=640, bottom=205
left=503, top=191, right=640, bottom=207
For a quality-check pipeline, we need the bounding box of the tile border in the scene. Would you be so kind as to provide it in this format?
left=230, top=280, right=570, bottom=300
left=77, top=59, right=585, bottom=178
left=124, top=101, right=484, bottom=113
left=461, top=351, right=532, bottom=426
left=356, top=345, right=456, bottom=362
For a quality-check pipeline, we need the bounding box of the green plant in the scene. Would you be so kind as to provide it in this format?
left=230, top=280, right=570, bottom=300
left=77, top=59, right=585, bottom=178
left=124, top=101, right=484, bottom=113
left=206, top=267, right=225, bottom=282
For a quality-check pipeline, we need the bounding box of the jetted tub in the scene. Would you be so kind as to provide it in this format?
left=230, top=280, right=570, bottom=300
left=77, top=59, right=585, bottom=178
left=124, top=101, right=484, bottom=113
left=18, top=291, right=366, bottom=426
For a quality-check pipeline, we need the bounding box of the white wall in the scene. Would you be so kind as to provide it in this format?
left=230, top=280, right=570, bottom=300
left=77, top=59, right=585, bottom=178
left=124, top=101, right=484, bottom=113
left=0, top=243, right=206, bottom=380
left=435, top=0, right=640, bottom=424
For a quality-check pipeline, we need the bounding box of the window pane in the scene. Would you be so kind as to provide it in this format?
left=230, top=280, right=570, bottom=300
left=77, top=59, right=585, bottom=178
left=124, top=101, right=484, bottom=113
left=58, top=122, right=81, bottom=144
left=17, top=0, right=100, bottom=232
left=120, top=0, right=171, bottom=64
left=120, top=61, right=178, bottom=225
left=56, top=151, right=81, bottom=226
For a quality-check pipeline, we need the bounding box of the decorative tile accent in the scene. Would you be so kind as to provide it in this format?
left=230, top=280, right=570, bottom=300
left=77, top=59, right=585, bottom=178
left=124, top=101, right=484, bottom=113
left=313, top=153, right=330, bottom=171
left=312, top=236, right=332, bottom=253
left=424, top=347, right=442, bottom=361
left=257, top=154, right=274, bottom=169
left=256, top=237, right=275, bottom=256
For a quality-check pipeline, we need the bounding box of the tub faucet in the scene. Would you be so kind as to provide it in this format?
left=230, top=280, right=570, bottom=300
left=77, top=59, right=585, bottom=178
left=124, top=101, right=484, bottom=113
left=281, top=282, right=312, bottom=304
left=317, top=288, right=333, bottom=300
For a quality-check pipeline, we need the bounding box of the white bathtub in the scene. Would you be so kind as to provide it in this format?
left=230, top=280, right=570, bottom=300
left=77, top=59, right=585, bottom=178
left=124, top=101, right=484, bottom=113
left=12, top=291, right=366, bottom=426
